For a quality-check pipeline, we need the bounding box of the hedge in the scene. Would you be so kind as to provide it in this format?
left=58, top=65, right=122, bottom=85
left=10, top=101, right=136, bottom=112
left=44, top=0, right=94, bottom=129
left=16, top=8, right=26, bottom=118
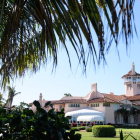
left=71, top=126, right=86, bottom=131
left=78, top=126, right=86, bottom=130
left=86, top=128, right=92, bottom=132
left=92, top=125, right=116, bottom=137
left=71, top=127, right=79, bottom=131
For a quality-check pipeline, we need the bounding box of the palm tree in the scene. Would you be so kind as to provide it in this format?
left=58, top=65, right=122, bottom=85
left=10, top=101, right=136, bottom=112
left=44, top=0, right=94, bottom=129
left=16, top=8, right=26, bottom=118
left=6, top=86, right=21, bottom=108
left=64, top=93, right=72, bottom=97
left=0, top=0, right=136, bottom=88
left=0, top=93, right=7, bottom=107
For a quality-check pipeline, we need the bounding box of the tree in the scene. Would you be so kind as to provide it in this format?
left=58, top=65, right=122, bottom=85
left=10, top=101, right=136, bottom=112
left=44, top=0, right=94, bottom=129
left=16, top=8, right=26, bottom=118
left=0, top=93, right=6, bottom=107
left=0, top=101, right=81, bottom=140
left=6, top=86, right=21, bottom=108
left=0, top=0, right=136, bottom=88
left=64, top=93, right=72, bottom=96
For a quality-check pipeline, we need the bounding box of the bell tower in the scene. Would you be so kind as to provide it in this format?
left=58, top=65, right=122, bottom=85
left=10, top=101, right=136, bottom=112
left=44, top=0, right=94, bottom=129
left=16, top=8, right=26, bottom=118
left=122, top=62, right=140, bottom=96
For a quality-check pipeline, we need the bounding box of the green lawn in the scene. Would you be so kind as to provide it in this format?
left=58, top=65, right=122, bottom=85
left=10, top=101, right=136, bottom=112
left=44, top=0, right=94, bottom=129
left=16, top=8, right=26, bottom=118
left=76, top=128, right=140, bottom=140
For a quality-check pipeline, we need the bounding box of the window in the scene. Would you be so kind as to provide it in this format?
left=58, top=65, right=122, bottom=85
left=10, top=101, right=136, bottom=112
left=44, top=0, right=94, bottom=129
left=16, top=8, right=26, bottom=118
left=91, top=103, right=99, bottom=107
left=103, top=102, right=110, bottom=107
left=59, top=105, right=62, bottom=110
left=69, top=104, right=80, bottom=107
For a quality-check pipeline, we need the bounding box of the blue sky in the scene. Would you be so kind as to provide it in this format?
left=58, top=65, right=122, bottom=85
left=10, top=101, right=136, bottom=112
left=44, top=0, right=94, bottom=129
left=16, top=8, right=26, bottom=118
left=3, top=1, right=140, bottom=105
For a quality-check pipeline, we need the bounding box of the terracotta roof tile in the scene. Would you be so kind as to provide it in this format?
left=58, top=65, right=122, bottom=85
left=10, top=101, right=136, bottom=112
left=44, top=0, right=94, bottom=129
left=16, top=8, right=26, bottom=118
left=101, top=93, right=126, bottom=103
left=51, top=99, right=87, bottom=104
left=127, top=95, right=140, bottom=101
left=87, top=97, right=116, bottom=103
left=122, top=70, right=140, bottom=78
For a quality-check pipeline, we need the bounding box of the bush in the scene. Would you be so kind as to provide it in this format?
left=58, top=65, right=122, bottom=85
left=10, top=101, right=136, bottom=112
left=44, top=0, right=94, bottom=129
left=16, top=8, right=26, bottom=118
left=92, top=125, right=116, bottom=137
left=71, top=127, right=79, bottom=131
left=0, top=101, right=81, bottom=140
left=86, top=128, right=92, bottom=132
left=78, top=126, right=86, bottom=130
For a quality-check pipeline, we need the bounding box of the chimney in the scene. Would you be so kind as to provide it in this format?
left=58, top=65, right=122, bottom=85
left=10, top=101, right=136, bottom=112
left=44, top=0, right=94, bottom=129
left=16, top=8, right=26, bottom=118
left=39, top=93, right=43, bottom=107
left=110, top=92, right=114, bottom=95
left=91, top=83, right=97, bottom=92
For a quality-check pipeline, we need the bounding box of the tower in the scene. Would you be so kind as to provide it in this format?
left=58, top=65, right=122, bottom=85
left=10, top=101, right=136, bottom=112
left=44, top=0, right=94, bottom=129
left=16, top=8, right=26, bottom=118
left=122, top=62, right=140, bottom=96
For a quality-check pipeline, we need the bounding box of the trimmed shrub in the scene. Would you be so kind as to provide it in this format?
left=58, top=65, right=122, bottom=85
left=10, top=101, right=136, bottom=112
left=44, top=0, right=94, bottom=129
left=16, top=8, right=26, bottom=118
left=86, top=128, right=92, bottom=132
left=78, top=126, right=86, bottom=130
left=71, top=127, right=79, bottom=131
left=92, top=125, right=116, bottom=137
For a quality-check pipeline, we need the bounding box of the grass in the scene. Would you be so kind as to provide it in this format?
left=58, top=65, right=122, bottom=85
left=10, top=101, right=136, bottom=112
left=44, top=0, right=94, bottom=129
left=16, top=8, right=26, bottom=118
left=76, top=128, right=140, bottom=140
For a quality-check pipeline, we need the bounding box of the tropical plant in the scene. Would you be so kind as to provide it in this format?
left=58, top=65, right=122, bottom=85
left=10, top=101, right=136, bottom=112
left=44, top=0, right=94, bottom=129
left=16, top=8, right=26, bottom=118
left=0, top=94, right=6, bottom=107
left=64, top=93, right=72, bottom=96
left=117, top=107, right=129, bottom=123
left=6, top=86, right=21, bottom=108
left=0, top=101, right=81, bottom=140
left=130, top=107, right=140, bottom=123
left=0, top=0, right=136, bottom=88
left=119, top=130, right=137, bottom=140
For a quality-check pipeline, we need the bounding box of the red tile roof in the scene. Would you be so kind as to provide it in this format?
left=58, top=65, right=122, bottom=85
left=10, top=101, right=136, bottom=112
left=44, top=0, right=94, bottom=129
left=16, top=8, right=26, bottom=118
left=87, top=97, right=116, bottom=103
left=122, top=70, right=140, bottom=78
left=101, top=93, right=126, bottom=103
left=127, top=95, right=140, bottom=101
left=51, top=99, right=87, bottom=104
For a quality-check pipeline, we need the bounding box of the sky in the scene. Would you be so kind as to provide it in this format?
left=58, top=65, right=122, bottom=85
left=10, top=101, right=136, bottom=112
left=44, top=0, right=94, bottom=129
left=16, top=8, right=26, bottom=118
left=2, top=1, right=140, bottom=105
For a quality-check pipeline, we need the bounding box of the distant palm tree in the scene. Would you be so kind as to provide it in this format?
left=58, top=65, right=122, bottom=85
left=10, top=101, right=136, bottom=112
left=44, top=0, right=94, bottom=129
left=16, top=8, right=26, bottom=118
left=0, top=94, right=6, bottom=107
left=64, top=93, right=72, bottom=97
left=6, top=86, right=21, bottom=108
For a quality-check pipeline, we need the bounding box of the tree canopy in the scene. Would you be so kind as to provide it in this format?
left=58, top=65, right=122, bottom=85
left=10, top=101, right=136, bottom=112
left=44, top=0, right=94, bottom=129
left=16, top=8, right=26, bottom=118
left=64, top=93, right=72, bottom=96
left=0, top=0, right=136, bottom=88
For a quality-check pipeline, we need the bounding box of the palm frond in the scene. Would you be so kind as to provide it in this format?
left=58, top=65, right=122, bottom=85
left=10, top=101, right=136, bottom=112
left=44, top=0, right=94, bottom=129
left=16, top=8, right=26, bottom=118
left=0, top=0, right=136, bottom=88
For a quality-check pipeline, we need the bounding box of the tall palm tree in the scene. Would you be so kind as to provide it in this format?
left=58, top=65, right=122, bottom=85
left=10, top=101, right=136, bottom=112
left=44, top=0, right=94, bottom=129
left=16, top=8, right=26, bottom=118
left=0, top=0, right=136, bottom=88
left=6, top=86, right=21, bottom=108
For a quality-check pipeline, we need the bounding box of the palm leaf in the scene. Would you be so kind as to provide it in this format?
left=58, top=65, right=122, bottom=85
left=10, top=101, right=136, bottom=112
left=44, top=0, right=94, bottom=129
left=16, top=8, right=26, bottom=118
left=0, top=0, right=136, bottom=88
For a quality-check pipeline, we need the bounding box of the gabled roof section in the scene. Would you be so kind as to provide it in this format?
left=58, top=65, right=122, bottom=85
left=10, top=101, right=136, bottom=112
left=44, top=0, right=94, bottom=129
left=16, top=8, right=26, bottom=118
left=127, top=94, right=140, bottom=101
left=121, top=70, right=140, bottom=78
left=87, top=97, right=116, bottom=103
left=101, top=93, right=126, bottom=103
left=51, top=99, right=87, bottom=104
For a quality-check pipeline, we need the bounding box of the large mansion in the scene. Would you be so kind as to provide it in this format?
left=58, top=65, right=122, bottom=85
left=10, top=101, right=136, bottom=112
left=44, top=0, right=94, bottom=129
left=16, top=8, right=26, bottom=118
left=31, top=62, right=140, bottom=124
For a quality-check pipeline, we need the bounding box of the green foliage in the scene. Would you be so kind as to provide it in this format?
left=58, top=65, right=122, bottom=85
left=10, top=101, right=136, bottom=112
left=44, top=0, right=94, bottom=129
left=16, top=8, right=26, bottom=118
left=92, top=125, right=116, bottom=137
left=71, top=127, right=79, bottom=131
left=64, top=93, right=72, bottom=96
left=86, top=128, right=92, bottom=132
left=119, top=130, right=137, bottom=140
left=0, top=0, right=136, bottom=88
left=0, top=101, right=81, bottom=140
left=78, top=126, right=86, bottom=130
